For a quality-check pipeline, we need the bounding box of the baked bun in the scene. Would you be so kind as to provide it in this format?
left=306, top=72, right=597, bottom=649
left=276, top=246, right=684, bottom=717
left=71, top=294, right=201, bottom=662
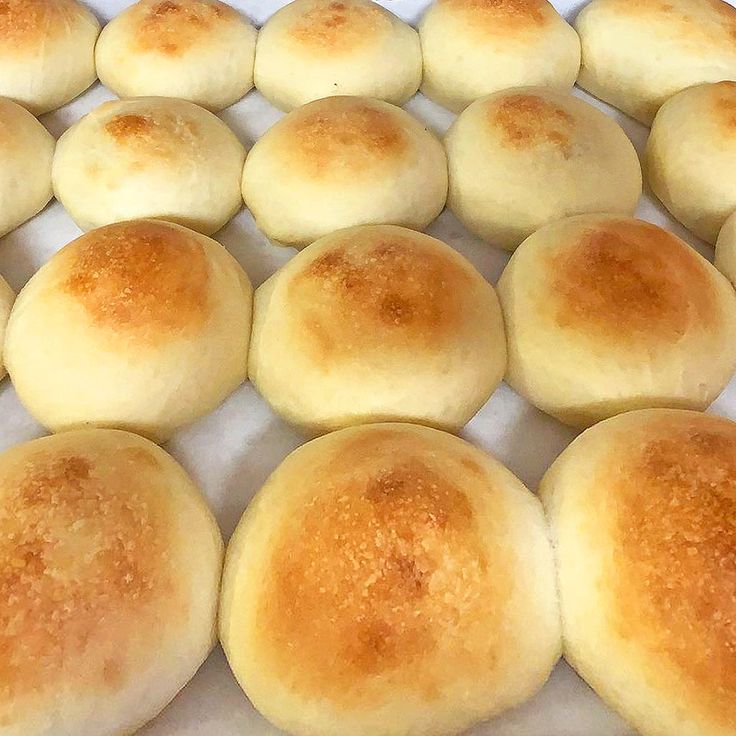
left=576, top=0, right=736, bottom=125
left=0, top=274, right=15, bottom=379
left=715, top=209, right=736, bottom=285
left=419, top=0, right=580, bottom=113
left=0, top=428, right=222, bottom=736
left=220, top=422, right=561, bottom=736
left=254, top=0, right=421, bottom=111
left=446, top=88, right=641, bottom=251
left=52, top=97, right=245, bottom=235
left=498, top=215, right=736, bottom=428
left=241, top=96, right=447, bottom=248
left=0, top=98, right=54, bottom=237
left=249, top=224, right=506, bottom=434
left=4, top=219, right=252, bottom=443
left=647, top=81, right=736, bottom=245
left=96, top=0, right=257, bottom=112
left=540, top=408, right=736, bottom=736
left=0, top=0, right=99, bottom=115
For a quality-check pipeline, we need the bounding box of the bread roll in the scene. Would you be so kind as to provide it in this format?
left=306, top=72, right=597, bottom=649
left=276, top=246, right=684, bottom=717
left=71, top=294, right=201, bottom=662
left=0, top=428, right=222, bottom=736
left=0, top=0, right=99, bottom=115
left=241, top=96, right=447, bottom=248
left=254, top=0, right=421, bottom=111
left=96, top=0, right=257, bottom=112
left=0, top=274, right=15, bottom=379
left=647, top=81, right=736, bottom=245
left=249, top=225, right=506, bottom=434
left=715, top=209, right=736, bottom=285
left=499, top=215, right=736, bottom=427
left=446, top=88, right=641, bottom=251
left=0, top=98, right=54, bottom=238
left=4, top=219, right=252, bottom=443
left=52, top=97, right=245, bottom=235
left=419, top=0, right=580, bottom=113
left=540, top=408, right=736, bottom=736
left=576, top=0, right=736, bottom=126
left=221, top=423, right=561, bottom=736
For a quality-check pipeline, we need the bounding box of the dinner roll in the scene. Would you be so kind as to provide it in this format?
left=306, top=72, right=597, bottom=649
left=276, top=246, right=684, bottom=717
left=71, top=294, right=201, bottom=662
left=254, top=0, right=421, bottom=111
left=576, top=0, right=736, bottom=126
left=249, top=225, right=506, bottom=434
left=241, top=96, right=447, bottom=248
left=221, top=423, right=561, bottom=736
left=0, top=98, right=54, bottom=238
left=52, top=97, right=245, bottom=235
left=0, top=274, right=15, bottom=379
left=715, top=209, right=736, bottom=285
left=0, top=0, right=99, bottom=115
left=0, top=428, right=222, bottom=736
left=498, top=215, right=736, bottom=428
left=4, top=220, right=252, bottom=443
left=446, top=88, right=641, bottom=251
left=647, top=81, right=736, bottom=245
left=419, top=0, right=580, bottom=113
left=540, top=408, right=736, bottom=736
left=96, top=0, right=257, bottom=112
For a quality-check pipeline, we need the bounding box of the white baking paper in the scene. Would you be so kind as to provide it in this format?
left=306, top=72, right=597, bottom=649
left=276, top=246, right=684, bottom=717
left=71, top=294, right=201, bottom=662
left=2, top=1, right=734, bottom=733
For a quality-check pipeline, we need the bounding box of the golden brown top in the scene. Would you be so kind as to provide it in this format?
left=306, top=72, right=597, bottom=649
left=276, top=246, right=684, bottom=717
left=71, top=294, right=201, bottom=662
left=256, top=426, right=510, bottom=705
left=547, top=218, right=716, bottom=343
left=0, top=0, right=87, bottom=50
left=606, top=412, right=736, bottom=728
left=491, top=93, right=575, bottom=157
left=285, top=226, right=477, bottom=363
left=438, top=0, right=551, bottom=37
left=711, top=81, right=736, bottom=131
left=63, top=220, right=210, bottom=338
left=0, top=433, right=181, bottom=718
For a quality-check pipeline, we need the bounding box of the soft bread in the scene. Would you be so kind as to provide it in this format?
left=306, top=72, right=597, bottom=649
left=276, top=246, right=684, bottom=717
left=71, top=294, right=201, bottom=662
left=0, top=274, right=15, bottom=379
left=96, top=0, right=257, bottom=112
left=445, top=87, right=641, bottom=250
left=540, top=408, right=736, bottom=736
left=254, top=0, right=421, bottom=111
left=4, top=219, right=252, bottom=443
left=248, top=225, right=506, bottom=434
left=715, top=209, right=736, bottom=285
left=419, top=0, right=580, bottom=112
left=241, top=96, right=447, bottom=248
left=220, top=423, right=561, bottom=736
left=498, top=214, right=736, bottom=427
left=52, top=97, right=245, bottom=235
left=0, top=428, right=223, bottom=736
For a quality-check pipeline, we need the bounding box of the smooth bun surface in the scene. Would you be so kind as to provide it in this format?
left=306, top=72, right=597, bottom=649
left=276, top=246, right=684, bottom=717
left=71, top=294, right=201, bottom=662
left=0, top=98, right=54, bottom=238
left=96, top=0, right=257, bottom=112
left=715, top=209, right=736, bottom=285
left=446, top=88, right=641, bottom=251
left=220, top=423, right=561, bottom=736
left=52, top=97, right=246, bottom=235
left=540, top=408, right=736, bottom=736
left=255, top=0, right=421, bottom=111
left=647, top=81, right=736, bottom=244
left=419, top=0, right=580, bottom=113
left=0, top=274, right=15, bottom=379
left=249, top=225, right=506, bottom=434
left=0, top=428, right=223, bottom=736
left=0, top=0, right=99, bottom=115
left=241, top=96, right=447, bottom=248
left=498, top=214, right=736, bottom=428
left=4, top=219, right=252, bottom=443
left=576, top=0, right=736, bottom=125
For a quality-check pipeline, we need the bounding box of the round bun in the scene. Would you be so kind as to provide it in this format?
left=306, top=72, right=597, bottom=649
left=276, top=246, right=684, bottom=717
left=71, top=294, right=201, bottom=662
left=0, top=274, right=15, bottom=379
left=0, top=98, right=54, bottom=237
left=254, top=0, right=421, bottom=111
left=4, top=219, right=252, bottom=443
left=249, top=225, right=506, bottom=434
left=419, top=0, right=580, bottom=113
left=540, top=408, right=736, bottom=736
left=241, top=96, right=447, bottom=248
left=220, top=422, right=561, bottom=736
left=0, top=0, right=99, bottom=115
left=446, top=88, right=641, bottom=251
left=0, top=428, right=222, bottom=736
left=96, top=0, right=257, bottom=112
left=715, top=209, right=736, bottom=285
left=576, top=0, right=736, bottom=126
left=52, top=97, right=246, bottom=235
left=498, top=215, right=736, bottom=428
left=647, top=81, right=736, bottom=245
